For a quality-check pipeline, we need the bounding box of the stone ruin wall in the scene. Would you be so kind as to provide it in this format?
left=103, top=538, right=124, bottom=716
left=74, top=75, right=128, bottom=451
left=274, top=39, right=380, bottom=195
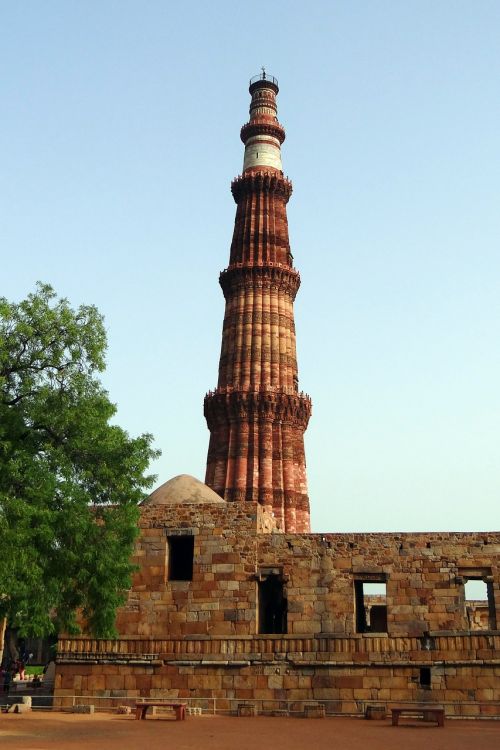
left=258, top=531, right=499, bottom=637
left=107, top=502, right=500, bottom=639
left=55, top=502, right=500, bottom=714
left=115, top=502, right=276, bottom=638
left=117, top=503, right=500, bottom=638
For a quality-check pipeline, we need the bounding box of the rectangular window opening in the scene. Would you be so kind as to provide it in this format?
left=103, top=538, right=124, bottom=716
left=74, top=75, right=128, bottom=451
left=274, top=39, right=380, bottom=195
left=355, top=579, right=388, bottom=633
left=420, top=667, right=431, bottom=689
left=464, top=579, right=488, bottom=601
left=167, top=535, right=194, bottom=581
left=462, top=573, right=496, bottom=630
left=258, top=573, right=287, bottom=634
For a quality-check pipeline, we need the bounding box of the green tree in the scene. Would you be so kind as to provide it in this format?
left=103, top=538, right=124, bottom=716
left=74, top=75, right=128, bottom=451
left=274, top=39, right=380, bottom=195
left=0, top=283, right=159, bottom=643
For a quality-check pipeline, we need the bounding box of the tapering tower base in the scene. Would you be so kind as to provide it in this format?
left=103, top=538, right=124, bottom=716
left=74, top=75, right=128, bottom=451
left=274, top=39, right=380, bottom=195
left=205, top=387, right=311, bottom=533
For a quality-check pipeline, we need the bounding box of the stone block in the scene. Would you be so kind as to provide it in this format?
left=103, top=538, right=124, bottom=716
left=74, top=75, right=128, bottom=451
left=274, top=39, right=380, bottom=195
left=6, top=702, right=25, bottom=713
left=73, top=704, right=95, bottom=713
left=476, top=689, right=494, bottom=701
left=335, top=677, right=364, bottom=689
left=268, top=675, right=283, bottom=689
left=480, top=703, right=500, bottom=716
left=104, top=675, right=125, bottom=691
left=304, top=702, right=325, bottom=718
left=237, top=702, right=257, bottom=716
left=365, top=704, right=386, bottom=720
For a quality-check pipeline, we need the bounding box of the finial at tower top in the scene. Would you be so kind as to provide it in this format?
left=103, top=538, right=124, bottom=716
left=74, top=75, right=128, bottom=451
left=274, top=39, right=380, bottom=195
left=249, top=70, right=279, bottom=94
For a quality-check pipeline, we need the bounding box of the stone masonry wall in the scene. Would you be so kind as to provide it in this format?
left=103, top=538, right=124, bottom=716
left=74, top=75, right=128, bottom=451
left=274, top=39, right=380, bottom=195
left=56, top=502, right=500, bottom=713
left=116, top=501, right=499, bottom=639
left=116, top=503, right=276, bottom=638
left=259, top=531, right=500, bottom=637
left=55, top=659, right=500, bottom=717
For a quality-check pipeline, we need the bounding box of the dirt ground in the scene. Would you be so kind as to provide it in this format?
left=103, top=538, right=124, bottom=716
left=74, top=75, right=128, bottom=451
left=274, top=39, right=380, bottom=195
left=1, top=712, right=500, bottom=750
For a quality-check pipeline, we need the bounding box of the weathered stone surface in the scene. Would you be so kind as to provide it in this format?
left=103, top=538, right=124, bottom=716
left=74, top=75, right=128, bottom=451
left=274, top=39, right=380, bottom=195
left=55, top=511, right=500, bottom=714
left=72, top=704, right=94, bottom=713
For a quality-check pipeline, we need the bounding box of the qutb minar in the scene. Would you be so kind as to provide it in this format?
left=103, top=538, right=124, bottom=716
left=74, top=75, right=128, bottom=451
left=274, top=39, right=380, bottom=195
left=204, top=71, right=312, bottom=533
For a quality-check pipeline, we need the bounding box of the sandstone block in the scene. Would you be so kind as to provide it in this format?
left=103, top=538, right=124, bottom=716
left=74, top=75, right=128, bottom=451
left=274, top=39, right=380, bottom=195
left=365, top=704, right=386, bottom=720
left=237, top=703, right=257, bottom=716
left=304, top=703, right=325, bottom=718
left=8, top=703, right=31, bottom=713
left=73, top=704, right=95, bottom=713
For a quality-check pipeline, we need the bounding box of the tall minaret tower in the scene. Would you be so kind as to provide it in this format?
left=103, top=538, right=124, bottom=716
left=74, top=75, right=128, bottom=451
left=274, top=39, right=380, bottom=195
left=204, top=72, right=312, bottom=533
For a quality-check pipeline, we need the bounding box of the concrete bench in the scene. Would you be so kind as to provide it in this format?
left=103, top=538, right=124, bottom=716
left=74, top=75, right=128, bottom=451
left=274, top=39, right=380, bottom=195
left=135, top=702, right=186, bottom=721
left=391, top=705, right=444, bottom=727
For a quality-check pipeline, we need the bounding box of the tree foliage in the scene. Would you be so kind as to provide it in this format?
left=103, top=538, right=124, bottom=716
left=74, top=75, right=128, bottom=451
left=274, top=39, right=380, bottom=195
left=0, top=284, right=159, bottom=638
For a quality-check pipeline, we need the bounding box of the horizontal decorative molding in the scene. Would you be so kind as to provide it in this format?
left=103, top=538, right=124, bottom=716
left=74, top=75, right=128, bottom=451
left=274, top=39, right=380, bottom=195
left=204, top=389, right=311, bottom=430
left=219, top=265, right=300, bottom=301
left=57, top=632, right=500, bottom=665
left=231, top=172, right=292, bottom=203
left=240, top=119, right=286, bottom=145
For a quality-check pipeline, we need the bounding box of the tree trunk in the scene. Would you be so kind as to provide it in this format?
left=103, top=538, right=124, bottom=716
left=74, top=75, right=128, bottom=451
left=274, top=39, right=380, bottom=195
left=0, top=617, right=7, bottom=665
left=4, top=626, right=19, bottom=664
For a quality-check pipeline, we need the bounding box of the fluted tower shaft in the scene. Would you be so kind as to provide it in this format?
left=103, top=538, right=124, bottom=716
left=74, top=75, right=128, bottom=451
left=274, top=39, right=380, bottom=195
left=204, top=74, right=311, bottom=533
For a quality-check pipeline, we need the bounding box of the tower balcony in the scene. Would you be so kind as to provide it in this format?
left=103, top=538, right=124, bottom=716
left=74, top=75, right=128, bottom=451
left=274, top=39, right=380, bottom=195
left=240, top=119, right=285, bottom=145
left=204, top=386, right=312, bottom=431
left=219, top=263, right=301, bottom=301
left=249, top=72, right=279, bottom=94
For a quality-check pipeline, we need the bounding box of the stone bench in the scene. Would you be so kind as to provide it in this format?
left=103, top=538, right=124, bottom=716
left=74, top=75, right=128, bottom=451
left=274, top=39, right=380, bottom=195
left=391, top=706, right=444, bottom=727
left=135, top=702, right=186, bottom=721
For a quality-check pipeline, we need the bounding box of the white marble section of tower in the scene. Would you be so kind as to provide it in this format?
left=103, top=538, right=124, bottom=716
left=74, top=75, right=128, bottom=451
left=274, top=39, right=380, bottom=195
left=242, top=76, right=283, bottom=172
left=243, top=136, right=282, bottom=171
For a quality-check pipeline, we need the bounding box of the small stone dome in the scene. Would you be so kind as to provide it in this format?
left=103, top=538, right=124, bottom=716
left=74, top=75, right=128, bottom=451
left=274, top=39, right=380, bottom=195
left=142, top=474, right=224, bottom=506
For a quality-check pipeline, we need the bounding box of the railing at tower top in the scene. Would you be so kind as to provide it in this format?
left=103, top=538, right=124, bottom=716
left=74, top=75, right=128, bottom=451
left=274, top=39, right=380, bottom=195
left=249, top=72, right=278, bottom=87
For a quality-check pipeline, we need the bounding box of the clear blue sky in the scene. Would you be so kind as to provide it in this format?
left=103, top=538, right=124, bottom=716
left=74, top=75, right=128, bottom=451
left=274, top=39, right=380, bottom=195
left=2, top=1, right=499, bottom=532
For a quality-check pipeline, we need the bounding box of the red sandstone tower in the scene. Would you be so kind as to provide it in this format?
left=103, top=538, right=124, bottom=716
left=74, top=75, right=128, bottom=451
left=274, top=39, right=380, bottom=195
left=204, top=72, right=311, bottom=533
